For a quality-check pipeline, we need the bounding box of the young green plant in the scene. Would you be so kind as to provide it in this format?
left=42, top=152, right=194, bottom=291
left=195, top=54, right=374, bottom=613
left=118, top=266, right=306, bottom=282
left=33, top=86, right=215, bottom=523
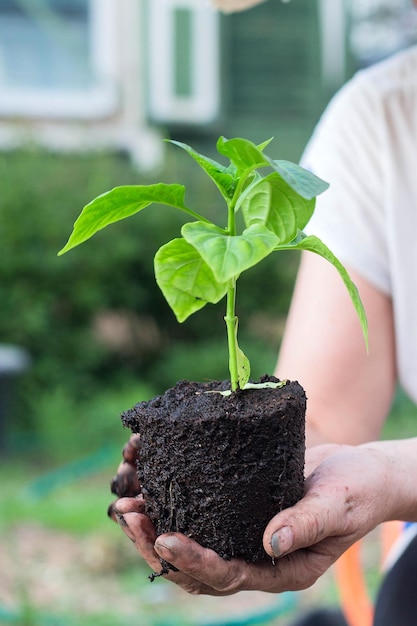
left=59, top=136, right=368, bottom=391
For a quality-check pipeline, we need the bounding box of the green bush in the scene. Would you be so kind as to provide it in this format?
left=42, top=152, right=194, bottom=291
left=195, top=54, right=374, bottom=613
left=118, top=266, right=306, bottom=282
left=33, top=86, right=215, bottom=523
left=0, top=148, right=165, bottom=440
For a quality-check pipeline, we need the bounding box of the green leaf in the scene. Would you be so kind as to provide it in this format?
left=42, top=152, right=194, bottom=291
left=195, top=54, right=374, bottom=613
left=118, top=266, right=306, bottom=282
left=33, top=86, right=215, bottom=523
left=277, top=232, right=369, bottom=349
left=271, top=160, right=329, bottom=200
left=154, top=238, right=228, bottom=322
left=58, top=183, right=188, bottom=255
left=235, top=334, right=250, bottom=389
left=182, top=221, right=279, bottom=283
left=226, top=309, right=251, bottom=391
left=216, top=136, right=270, bottom=173
left=216, top=138, right=328, bottom=199
left=256, top=138, right=274, bottom=152
left=169, top=140, right=236, bottom=200
left=241, top=173, right=315, bottom=242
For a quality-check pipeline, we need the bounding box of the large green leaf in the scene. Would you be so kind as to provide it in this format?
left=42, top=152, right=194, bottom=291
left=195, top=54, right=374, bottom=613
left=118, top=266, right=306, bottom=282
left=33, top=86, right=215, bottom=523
left=154, top=238, right=228, bottom=322
left=58, top=184, right=188, bottom=255
left=277, top=232, right=369, bottom=348
left=271, top=160, right=329, bottom=200
left=169, top=140, right=236, bottom=200
left=241, top=173, right=315, bottom=242
left=182, top=221, right=279, bottom=283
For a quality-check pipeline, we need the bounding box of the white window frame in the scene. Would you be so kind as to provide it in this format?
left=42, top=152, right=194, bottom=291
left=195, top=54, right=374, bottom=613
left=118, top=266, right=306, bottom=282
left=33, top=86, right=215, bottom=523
left=0, top=0, right=118, bottom=120
left=318, top=0, right=347, bottom=89
left=147, top=0, right=220, bottom=125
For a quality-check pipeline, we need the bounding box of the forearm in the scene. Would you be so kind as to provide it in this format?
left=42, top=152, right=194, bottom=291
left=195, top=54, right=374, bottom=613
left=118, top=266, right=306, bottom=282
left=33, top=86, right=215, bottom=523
left=276, top=254, right=396, bottom=447
left=360, top=437, right=417, bottom=523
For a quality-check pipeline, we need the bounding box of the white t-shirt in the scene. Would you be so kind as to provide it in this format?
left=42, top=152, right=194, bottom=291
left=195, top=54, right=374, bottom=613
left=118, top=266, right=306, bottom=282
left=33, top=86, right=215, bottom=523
left=302, top=46, right=417, bottom=403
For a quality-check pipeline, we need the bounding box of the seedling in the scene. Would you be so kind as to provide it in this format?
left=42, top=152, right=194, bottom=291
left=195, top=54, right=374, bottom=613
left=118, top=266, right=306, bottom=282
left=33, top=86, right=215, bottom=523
left=59, top=136, right=368, bottom=391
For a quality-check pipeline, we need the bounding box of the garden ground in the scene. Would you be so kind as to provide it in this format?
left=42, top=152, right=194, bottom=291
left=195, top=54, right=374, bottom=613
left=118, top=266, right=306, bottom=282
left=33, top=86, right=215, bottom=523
left=0, top=458, right=339, bottom=626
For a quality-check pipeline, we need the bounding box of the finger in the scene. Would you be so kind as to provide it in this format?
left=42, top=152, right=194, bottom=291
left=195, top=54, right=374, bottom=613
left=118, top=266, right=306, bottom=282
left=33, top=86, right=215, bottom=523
left=107, top=501, right=118, bottom=522
left=154, top=531, right=345, bottom=593
left=263, top=446, right=382, bottom=560
left=127, top=523, right=338, bottom=594
left=119, top=515, right=221, bottom=594
left=267, top=539, right=347, bottom=591
left=110, top=461, right=140, bottom=497
left=122, top=434, right=141, bottom=464
left=108, top=494, right=145, bottom=522
left=263, top=482, right=350, bottom=559
left=123, top=511, right=158, bottom=551
left=155, top=533, right=247, bottom=594
left=114, top=495, right=146, bottom=515
left=153, top=533, right=284, bottom=595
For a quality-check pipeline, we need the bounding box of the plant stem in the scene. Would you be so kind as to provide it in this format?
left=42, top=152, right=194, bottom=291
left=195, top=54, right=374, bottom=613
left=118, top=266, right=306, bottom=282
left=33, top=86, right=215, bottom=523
left=225, top=279, right=239, bottom=391
left=225, top=181, right=240, bottom=391
left=224, top=168, right=256, bottom=390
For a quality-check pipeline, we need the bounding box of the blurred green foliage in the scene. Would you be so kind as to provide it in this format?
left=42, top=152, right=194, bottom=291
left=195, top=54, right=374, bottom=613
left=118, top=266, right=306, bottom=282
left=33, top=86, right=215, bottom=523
left=0, top=144, right=299, bottom=459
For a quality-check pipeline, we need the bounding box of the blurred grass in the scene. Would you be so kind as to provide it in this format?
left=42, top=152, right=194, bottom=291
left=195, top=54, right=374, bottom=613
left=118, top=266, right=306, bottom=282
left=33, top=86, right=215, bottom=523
left=0, top=461, right=118, bottom=535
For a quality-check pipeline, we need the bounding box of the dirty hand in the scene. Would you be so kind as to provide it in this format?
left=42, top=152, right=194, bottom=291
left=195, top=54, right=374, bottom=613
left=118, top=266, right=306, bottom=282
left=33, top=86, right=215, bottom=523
left=108, top=434, right=141, bottom=519
left=110, top=442, right=403, bottom=595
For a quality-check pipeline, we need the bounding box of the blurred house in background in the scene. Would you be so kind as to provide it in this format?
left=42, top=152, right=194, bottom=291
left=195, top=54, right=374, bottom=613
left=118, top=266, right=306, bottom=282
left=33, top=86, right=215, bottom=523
left=0, top=0, right=416, bottom=169
left=0, top=0, right=163, bottom=169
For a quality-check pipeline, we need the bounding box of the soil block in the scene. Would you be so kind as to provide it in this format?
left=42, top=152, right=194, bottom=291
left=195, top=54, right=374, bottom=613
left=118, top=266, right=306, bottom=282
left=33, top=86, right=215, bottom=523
left=121, top=375, right=306, bottom=562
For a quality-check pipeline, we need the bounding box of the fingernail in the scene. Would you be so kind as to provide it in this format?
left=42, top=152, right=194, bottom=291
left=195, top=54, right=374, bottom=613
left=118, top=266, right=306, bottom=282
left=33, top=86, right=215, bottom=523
left=270, top=526, right=294, bottom=557
left=110, top=475, right=121, bottom=496
left=115, top=512, right=136, bottom=543
left=111, top=471, right=141, bottom=498
left=155, top=535, right=178, bottom=559
left=115, top=512, right=128, bottom=528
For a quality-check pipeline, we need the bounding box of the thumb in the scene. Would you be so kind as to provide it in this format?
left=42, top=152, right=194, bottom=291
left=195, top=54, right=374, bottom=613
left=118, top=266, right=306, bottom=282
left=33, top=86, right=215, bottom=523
left=263, top=491, right=343, bottom=558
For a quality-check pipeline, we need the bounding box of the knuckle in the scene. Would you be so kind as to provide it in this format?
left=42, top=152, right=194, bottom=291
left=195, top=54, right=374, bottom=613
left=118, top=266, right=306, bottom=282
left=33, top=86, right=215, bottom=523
left=110, top=462, right=141, bottom=497
left=123, top=435, right=141, bottom=463
left=107, top=501, right=117, bottom=521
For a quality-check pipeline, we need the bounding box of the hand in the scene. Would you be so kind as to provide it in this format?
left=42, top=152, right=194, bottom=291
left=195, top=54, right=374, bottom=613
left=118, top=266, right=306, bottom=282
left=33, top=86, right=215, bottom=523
left=111, top=494, right=286, bottom=595
left=108, top=434, right=141, bottom=521
left=111, top=442, right=398, bottom=595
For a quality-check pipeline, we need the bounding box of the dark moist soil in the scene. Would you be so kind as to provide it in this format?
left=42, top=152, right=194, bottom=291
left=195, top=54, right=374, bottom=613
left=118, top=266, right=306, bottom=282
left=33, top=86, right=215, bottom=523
left=121, top=375, right=306, bottom=562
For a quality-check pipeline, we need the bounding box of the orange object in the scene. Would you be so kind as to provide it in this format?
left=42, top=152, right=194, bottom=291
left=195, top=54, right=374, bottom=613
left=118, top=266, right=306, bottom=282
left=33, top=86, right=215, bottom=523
left=334, top=521, right=403, bottom=626
left=380, top=520, right=403, bottom=565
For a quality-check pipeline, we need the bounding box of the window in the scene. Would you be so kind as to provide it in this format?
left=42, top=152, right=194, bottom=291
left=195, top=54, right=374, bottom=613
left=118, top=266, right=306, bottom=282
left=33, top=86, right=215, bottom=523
left=0, top=0, right=118, bottom=118
left=147, top=0, right=220, bottom=125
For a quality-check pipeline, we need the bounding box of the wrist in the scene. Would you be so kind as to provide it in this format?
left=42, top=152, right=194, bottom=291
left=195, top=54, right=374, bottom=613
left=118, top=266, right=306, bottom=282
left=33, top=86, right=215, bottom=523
left=360, top=438, right=417, bottom=523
